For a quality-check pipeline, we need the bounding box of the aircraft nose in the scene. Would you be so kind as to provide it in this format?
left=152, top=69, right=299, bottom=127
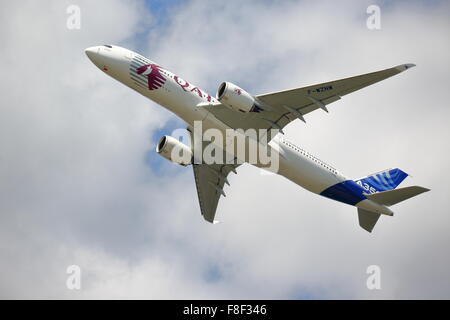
left=85, top=46, right=106, bottom=70
left=85, top=46, right=99, bottom=61
left=85, top=45, right=129, bottom=78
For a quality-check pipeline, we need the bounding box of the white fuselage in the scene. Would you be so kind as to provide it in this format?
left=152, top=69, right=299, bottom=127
left=85, top=45, right=393, bottom=216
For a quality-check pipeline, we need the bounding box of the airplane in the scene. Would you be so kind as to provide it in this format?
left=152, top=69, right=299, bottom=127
left=85, top=44, right=429, bottom=232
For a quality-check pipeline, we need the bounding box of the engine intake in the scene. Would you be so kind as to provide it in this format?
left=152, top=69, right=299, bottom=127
left=217, top=82, right=257, bottom=113
left=156, top=135, right=192, bottom=166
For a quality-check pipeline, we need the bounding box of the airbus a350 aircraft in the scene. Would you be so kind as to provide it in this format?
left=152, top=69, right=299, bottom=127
left=85, top=44, right=429, bottom=232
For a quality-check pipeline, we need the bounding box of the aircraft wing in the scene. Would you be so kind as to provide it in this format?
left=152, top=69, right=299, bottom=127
left=188, top=128, right=240, bottom=223
left=192, top=163, right=239, bottom=223
left=205, top=64, right=415, bottom=137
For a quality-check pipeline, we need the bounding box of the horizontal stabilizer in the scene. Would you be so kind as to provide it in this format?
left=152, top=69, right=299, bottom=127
left=358, top=208, right=381, bottom=233
left=365, top=186, right=430, bottom=206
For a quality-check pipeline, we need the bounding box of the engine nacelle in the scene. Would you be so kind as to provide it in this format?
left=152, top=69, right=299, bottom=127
left=156, top=135, right=192, bottom=166
left=216, top=82, right=257, bottom=113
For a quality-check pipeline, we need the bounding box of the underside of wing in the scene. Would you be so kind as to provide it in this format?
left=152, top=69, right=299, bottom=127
left=257, top=64, right=415, bottom=116
left=205, top=64, right=415, bottom=138
left=192, top=163, right=238, bottom=223
left=188, top=127, right=240, bottom=223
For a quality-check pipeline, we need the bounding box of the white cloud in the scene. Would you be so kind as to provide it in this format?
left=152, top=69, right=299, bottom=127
left=0, top=0, right=449, bottom=299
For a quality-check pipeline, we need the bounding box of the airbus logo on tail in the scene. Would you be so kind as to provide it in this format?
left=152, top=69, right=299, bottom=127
left=137, top=64, right=166, bottom=90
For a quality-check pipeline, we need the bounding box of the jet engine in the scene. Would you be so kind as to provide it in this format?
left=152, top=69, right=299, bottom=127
left=156, top=135, right=192, bottom=166
left=216, top=82, right=260, bottom=113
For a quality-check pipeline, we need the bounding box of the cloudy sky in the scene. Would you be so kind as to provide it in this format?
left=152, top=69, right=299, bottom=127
left=0, top=0, right=449, bottom=299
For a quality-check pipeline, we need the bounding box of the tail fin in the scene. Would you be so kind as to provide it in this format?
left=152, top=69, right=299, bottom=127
left=358, top=209, right=380, bottom=233
left=354, top=168, right=408, bottom=193
left=364, top=186, right=430, bottom=206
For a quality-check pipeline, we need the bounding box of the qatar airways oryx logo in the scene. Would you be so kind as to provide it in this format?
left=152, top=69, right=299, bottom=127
left=137, top=64, right=166, bottom=90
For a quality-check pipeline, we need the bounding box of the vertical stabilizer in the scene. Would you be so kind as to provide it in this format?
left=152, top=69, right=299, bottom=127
left=354, top=168, right=408, bottom=193
left=358, top=208, right=381, bottom=233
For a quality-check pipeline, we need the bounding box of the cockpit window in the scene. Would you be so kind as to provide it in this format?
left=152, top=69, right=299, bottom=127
left=103, top=44, right=112, bottom=48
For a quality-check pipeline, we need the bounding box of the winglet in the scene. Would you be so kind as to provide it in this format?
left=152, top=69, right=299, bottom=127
left=396, top=63, right=416, bottom=72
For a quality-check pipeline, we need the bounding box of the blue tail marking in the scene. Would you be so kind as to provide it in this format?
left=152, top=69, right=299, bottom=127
left=320, top=180, right=367, bottom=205
left=320, top=168, right=409, bottom=206
left=354, top=168, right=408, bottom=194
